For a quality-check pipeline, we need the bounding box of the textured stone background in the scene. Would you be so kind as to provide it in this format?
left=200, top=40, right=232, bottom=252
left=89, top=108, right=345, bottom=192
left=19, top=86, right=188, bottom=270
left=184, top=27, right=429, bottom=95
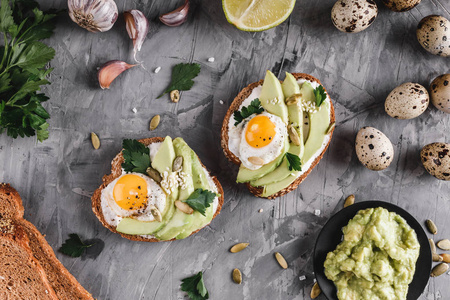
left=1, top=0, right=449, bottom=299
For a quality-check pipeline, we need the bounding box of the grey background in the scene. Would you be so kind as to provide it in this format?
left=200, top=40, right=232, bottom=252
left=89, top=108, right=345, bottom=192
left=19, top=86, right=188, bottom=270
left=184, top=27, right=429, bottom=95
left=1, top=0, right=449, bottom=299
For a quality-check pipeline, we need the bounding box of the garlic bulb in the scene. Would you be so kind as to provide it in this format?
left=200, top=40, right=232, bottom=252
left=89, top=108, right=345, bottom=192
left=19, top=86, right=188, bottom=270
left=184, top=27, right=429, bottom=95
left=68, top=0, right=118, bottom=32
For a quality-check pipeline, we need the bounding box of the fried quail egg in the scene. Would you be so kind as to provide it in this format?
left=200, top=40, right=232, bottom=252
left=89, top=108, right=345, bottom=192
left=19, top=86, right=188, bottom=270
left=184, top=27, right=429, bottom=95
left=232, top=112, right=287, bottom=170
left=331, top=0, right=378, bottom=33
left=101, top=173, right=166, bottom=222
left=416, top=15, right=450, bottom=57
left=355, top=127, right=394, bottom=171
left=385, top=82, right=429, bottom=119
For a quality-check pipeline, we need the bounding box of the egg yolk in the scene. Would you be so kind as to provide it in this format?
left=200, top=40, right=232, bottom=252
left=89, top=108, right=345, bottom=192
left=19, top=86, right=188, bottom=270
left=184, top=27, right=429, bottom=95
left=113, top=174, right=148, bottom=210
left=245, top=115, right=276, bottom=148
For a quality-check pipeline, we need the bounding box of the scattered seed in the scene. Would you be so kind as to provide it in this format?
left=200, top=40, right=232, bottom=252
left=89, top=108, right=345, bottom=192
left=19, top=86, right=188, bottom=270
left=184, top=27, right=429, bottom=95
left=437, top=239, right=450, bottom=251
left=344, top=195, right=355, bottom=208
left=132, top=107, right=137, bottom=113
left=154, top=66, right=161, bottom=73
left=431, top=263, right=449, bottom=277
left=299, top=275, right=306, bottom=281
left=311, top=282, right=321, bottom=299
left=248, top=156, right=264, bottom=165
left=441, top=254, right=450, bottom=263
left=287, top=125, right=301, bottom=146
left=219, top=100, right=224, bottom=105
left=230, top=243, right=249, bottom=253
left=175, top=200, right=193, bottom=214
left=91, top=132, right=100, bottom=150
left=146, top=167, right=162, bottom=183
left=275, top=252, right=288, bottom=269
left=232, top=268, right=242, bottom=284
left=433, top=253, right=443, bottom=262
left=426, top=219, right=438, bottom=235
left=315, top=209, right=321, bottom=216
left=208, top=57, right=215, bottom=62
left=149, top=205, right=162, bottom=222
left=258, top=209, right=263, bottom=213
left=326, top=122, right=336, bottom=135
left=150, top=115, right=160, bottom=131
left=172, top=156, right=183, bottom=172
left=285, top=94, right=301, bottom=106
left=429, top=239, right=437, bottom=254
left=170, top=90, right=180, bottom=103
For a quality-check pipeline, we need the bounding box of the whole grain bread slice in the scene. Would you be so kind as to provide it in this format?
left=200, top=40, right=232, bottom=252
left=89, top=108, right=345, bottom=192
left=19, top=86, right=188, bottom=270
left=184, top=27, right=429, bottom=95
left=220, top=73, right=336, bottom=199
left=0, top=183, right=94, bottom=300
left=91, top=137, right=224, bottom=242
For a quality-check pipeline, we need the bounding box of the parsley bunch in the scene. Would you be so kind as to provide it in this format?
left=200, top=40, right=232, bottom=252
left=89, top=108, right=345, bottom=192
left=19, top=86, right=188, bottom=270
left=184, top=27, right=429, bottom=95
left=0, top=0, right=58, bottom=142
left=233, top=98, right=264, bottom=126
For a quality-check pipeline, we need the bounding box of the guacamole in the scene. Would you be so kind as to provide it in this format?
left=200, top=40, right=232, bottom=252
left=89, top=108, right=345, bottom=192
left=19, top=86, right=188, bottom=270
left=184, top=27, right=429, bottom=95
left=324, top=207, right=420, bottom=300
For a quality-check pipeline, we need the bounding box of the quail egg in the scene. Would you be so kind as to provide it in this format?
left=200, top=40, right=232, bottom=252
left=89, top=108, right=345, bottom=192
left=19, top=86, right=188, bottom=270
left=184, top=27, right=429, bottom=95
left=382, top=0, right=421, bottom=12
left=430, top=74, right=450, bottom=114
left=355, top=127, right=394, bottom=171
left=416, top=15, right=450, bottom=57
left=385, top=82, right=429, bottom=119
left=420, top=142, right=450, bottom=181
left=331, top=0, right=378, bottom=33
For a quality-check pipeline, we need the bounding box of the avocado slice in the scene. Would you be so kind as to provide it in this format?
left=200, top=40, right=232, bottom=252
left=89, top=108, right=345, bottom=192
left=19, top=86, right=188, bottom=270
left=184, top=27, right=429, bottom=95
left=151, top=137, right=176, bottom=174
left=259, top=70, right=288, bottom=124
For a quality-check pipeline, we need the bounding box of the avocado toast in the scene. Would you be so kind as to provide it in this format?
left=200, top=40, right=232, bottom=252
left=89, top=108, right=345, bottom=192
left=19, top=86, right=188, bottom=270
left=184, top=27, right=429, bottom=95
left=221, top=71, right=335, bottom=199
left=92, top=137, right=224, bottom=242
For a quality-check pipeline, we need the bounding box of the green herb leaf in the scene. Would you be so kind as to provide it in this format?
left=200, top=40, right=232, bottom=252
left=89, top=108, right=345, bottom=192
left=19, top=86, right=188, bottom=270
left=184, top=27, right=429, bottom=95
left=157, top=63, right=201, bottom=98
left=59, top=234, right=94, bottom=258
left=233, top=98, right=264, bottom=126
left=122, top=139, right=151, bottom=174
left=36, top=122, right=49, bottom=142
left=181, top=271, right=209, bottom=300
left=183, top=189, right=216, bottom=216
left=0, top=0, right=15, bottom=32
left=285, top=153, right=302, bottom=171
left=314, top=85, right=327, bottom=107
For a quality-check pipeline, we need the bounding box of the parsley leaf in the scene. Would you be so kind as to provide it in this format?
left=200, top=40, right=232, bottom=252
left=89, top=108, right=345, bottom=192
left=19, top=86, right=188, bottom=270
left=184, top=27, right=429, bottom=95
left=59, top=234, right=95, bottom=258
left=157, top=63, right=201, bottom=98
left=183, top=189, right=217, bottom=216
left=233, top=98, right=264, bottom=126
left=314, top=85, right=327, bottom=107
left=285, top=153, right=302, bottom=171
left=122, top=139, right=151, bottom=174
left=181, top=271, right=209, bottom=300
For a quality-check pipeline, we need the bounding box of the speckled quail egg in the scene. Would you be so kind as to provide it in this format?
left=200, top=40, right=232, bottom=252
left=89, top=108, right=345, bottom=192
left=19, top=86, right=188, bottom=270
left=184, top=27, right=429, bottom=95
left=331, top=0, right=378, bottom=33
left=416, top=15, right=450, bottom=57
left=355, top=127, right=394, bottom=171
left=385, top=82, right=429, bottom=119
left=420, top=142, right=450, bottom=181
left=382, top=0, right=421, bottom=12
left=430, top=74, right=450, bottom=114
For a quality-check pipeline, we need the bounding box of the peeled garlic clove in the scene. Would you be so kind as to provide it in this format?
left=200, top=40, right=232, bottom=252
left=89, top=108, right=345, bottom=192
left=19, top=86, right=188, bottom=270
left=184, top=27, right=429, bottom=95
left=124, top=10, right=149, bottom=62
left=159, top=0, right=189, bottom=27
left=98, top=60, right=136, bottom=89
left=68, top=0, right=118, bottom=33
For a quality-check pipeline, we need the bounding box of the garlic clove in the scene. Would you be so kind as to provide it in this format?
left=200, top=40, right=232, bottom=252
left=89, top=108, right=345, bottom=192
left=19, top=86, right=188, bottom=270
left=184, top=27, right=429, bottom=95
left=68, top=0, right=118, bottom=33
left=98, top=60, right=136, bottom=89
left=159, top=0, right=189, bottom=27
left=124, top=10, right=149, bottom=62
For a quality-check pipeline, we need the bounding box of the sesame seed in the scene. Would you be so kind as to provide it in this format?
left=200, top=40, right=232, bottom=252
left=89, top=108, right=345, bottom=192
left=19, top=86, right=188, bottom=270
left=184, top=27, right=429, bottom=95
left=154, top=66, right=161, bottom=73
left=132, top=107, right=137, bottom=113
left=208, top=57, right=215, bottom=62
left=315, top=209, right=321, bottom=216
left=299, top=275, right=306, bottom=281
left=219, top=100, right=224, bottom=105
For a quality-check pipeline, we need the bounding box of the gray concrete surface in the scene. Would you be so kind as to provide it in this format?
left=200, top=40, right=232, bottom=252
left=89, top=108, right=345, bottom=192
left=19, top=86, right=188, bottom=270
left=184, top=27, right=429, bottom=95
left=1, top=0, right=449, bottom=299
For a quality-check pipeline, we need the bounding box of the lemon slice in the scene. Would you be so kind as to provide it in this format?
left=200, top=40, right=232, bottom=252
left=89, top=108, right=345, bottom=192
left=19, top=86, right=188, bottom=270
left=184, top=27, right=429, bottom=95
left=223, top=0, right=296, bottom=32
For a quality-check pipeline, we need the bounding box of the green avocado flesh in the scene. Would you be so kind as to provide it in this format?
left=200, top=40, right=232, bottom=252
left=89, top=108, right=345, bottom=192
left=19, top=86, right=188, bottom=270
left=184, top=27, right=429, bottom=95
left=324, top=207, right=420, bottom=300
left=116, top=137, right=217, bottom=241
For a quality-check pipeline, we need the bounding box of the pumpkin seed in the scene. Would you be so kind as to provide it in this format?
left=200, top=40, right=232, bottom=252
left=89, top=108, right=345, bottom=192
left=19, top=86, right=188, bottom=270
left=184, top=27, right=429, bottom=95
left=248, top=156, right=264, bottom=165
left=91, top=132, right=100, bottom=150
left=426, top=219, right=438, bottom=235
left=149, top=205, right=162, bottom=222
left=311, top=282, right=321, bottom=299
left=230, top=243, right=249, bottom=253
left=437, top=239, right=450, bottom=251
left=275, top=252, right=288, bottom=269
left=285, top=94, right=301, bottom=106
left=431, top=263, right=449, bottom=277
left=175, top=200, right=193, bottom=214
left=440, top=254, right=450, bottom=263
left=232, top=268, right=242, bottom=284
left=146, top=167, right=162, bottom=183
left=172, top=156, right=183, bottom=172
left=344, top=195, right=355, bottom=208
left=429, top=239, right=437, bottom=254
left=433, top=253, right=443, bottom=262
left=170, top=90, right=180, bottom=102
left=326, top=122, right=336, bottom=135
left=287, top=125, right=301, bottom=146
left=150, top=115, right=160, bottom=131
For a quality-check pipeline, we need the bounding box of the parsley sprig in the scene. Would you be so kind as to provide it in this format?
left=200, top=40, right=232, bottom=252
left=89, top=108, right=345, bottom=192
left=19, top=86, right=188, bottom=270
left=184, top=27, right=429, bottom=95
left=0, top=0, right=58, bottom=141
left=181, top=271, right=209, bottom=300
left=122, top=139, right=151, bottom=174
left=314, top=85, right=327, bottom=107
left=233, top=98, right=264, bottom=126
left=285, top=153, right=302, bottom=171
left=157, top=63, right=201, bottom=98
left=59, top=234, right=95, bottom=258
left=183, top=189, right=217, bottom=216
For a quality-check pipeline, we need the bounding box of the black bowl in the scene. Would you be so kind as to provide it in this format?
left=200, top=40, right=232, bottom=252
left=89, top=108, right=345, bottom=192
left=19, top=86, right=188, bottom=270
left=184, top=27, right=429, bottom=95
left=313, top=200, right=432, bottom=300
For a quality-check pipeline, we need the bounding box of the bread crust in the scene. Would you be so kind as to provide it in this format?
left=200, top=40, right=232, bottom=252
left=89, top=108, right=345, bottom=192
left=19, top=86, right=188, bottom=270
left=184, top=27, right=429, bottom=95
left=220, top=73, right=336, bottom=199
left=91, top=137, right=224, bottom=242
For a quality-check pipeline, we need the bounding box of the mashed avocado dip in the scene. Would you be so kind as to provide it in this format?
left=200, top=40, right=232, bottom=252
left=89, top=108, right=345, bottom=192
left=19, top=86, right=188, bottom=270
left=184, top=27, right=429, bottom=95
left=324, top=207, right=420, bottom=300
